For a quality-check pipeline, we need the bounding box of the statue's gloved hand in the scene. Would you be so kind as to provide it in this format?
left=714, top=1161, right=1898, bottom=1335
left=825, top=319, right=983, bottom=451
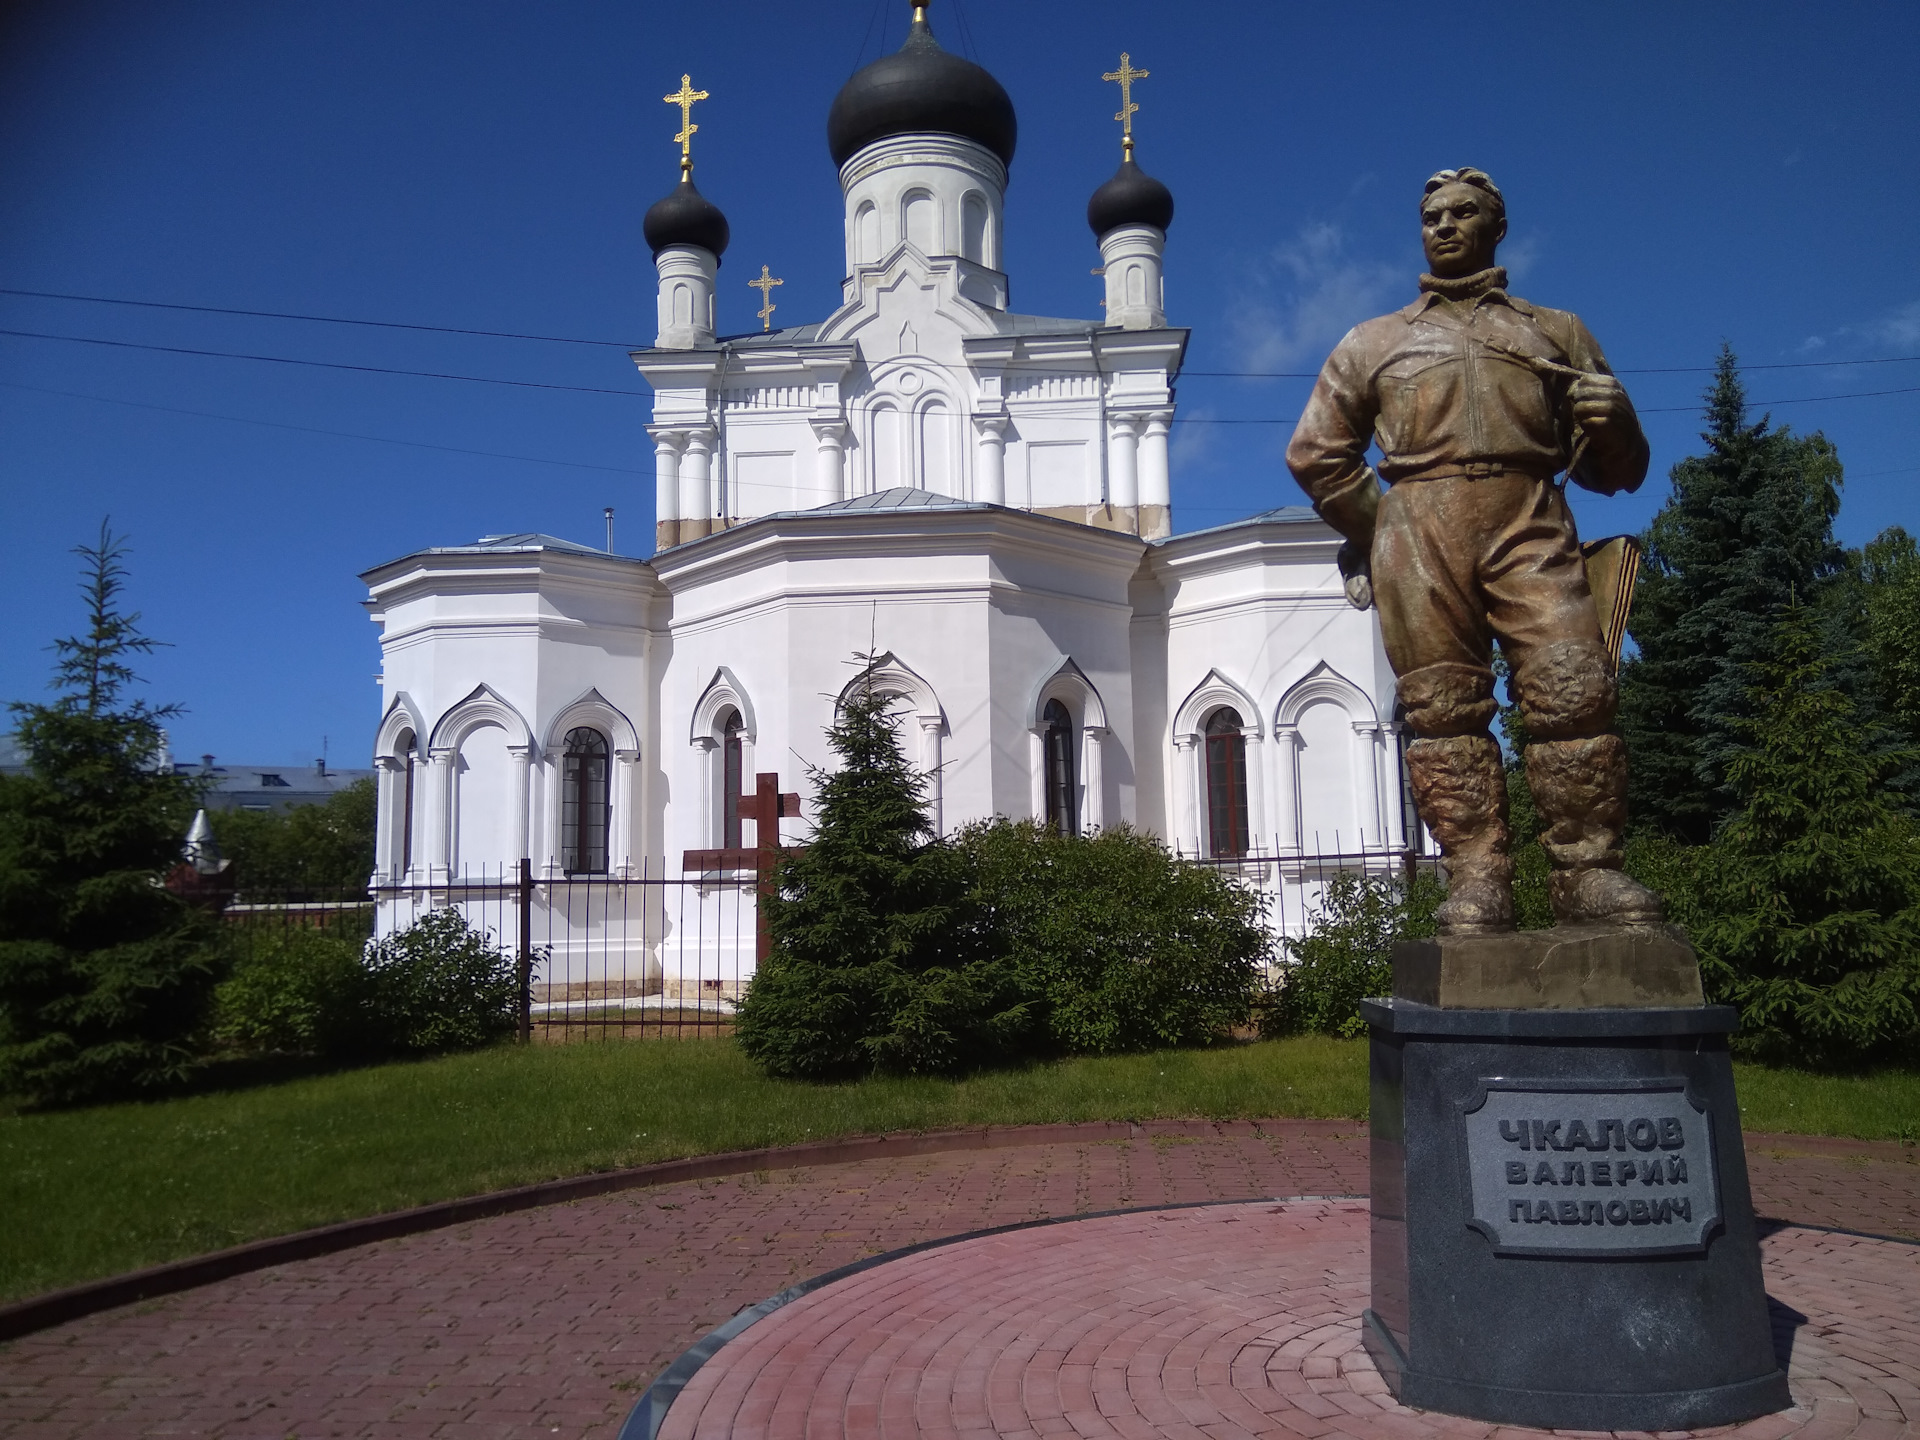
left=1336, top=540, right=1374, bottom=611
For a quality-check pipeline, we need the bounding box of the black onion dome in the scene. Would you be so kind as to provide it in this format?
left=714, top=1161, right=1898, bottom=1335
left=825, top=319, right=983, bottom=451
left=643, top=174, right=731, bottom=261
left=827, top=7, right=1016, bottom=168
left=1087, top=155, right=1174, bottom=237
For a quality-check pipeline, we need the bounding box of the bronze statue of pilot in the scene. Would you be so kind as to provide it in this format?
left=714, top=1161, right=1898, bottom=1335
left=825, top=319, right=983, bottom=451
left=1286, top=167, right=1660, bottom=935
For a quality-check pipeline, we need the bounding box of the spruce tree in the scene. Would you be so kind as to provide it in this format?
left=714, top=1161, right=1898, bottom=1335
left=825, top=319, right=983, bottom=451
left=1692, top=603, right=1920, bottom=1065
left=733, top=660, right=1008, bottom=1079
left=0, top=523, right=216, bottom=1105
left=1618, top=347, right=1846, bottom=841
left=1857, top=526, right=1920, bottom=746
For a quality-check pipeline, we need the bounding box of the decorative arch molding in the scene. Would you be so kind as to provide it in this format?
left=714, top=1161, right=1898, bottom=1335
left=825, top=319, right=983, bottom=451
left=689, top=667, right=756, bottom=746
left=376, top=693, right=428, bottom=759
left=542, top=688, right=638, bottom=755
left=1029, top=657, right=1107, bottom=731
left=836, top=652, right=945, bottom=728
left=1173, top=669, right=1265, bottom=743
left=428, top=683, right=534, bottom=754
left=1275, top=661, right=1378, bottom=729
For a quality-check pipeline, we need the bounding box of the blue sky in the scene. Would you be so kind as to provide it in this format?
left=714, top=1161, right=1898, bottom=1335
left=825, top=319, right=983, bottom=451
left=2, top=1, right=1915, bottom=767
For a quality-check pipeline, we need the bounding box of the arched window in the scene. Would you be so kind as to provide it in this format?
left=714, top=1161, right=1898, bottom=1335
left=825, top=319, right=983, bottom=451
left=396, top=728, right=416, bottom=874
left=854, top=200, right=879, bottom=262
left=903, top=190, right=936, bottom=254
left=720, top=708, right=745, bottom=848
left=961, top=192, right=988, bottom=264
left=1043, top=699, right=1077, bottom=836
left=561, top=727, right=610, bottom=875
left=1204, top=708, right=1250, bottom=858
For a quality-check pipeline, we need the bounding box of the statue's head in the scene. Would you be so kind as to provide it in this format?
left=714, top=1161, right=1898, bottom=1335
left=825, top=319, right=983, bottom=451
left=1421, top=167, right=1507, bottom=279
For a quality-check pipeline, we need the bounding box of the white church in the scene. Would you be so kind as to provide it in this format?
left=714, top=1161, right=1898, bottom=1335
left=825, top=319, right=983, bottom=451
left=359, top=6, right=1417, bottom=997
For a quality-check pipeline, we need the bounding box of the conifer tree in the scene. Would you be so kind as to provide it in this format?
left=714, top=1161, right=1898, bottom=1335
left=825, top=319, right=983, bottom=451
left=733, top=660, right=1008, bottom=1079
left=1692, top=603, right=1920, bottom=1064
left=1618, top=347, right=1846, bottom=841
left=0, top=523, right=216, bottom=1105
left=1857, top=526, right=1920, bottom=746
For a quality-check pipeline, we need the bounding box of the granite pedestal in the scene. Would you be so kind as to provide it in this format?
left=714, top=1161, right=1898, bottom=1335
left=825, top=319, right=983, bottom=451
left=1362, top=928, right=1791, bottom=1431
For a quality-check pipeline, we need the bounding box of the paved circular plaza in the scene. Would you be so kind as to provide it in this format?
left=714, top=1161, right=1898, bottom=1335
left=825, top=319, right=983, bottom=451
left=654, top=1200, right=1918, bottom=1440
left=0, top=1122, right=1912, bottom=1438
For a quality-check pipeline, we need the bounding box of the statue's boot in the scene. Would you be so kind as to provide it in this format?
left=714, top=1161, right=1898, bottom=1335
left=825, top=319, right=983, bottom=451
left=1406, top=734, right=1514, bottom=934
left=1524, top=734, right=1664, bottom=926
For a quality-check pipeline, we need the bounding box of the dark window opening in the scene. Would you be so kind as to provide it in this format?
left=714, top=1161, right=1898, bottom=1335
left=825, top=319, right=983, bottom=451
left=1043, top=699, right=1077, bottom=836
left=561, top=727, right=610, bottom=874
left=1204, top=707, right=1251, bottom=858
left=721, top=709, right=744, bottom=849
left=258, top=773, right=289, bottom=787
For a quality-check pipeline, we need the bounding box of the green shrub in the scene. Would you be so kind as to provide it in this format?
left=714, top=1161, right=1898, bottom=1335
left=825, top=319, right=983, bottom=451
left=1262, top=870, right=1444, bottom=1038
left=212, top=924, right=370, bottom=1056
left=736, top=670, right=1268, bottom=1080
left=954, top=818, right=1268, bottom=1056
left=360, top=909, right=518, bottom=1055
left=212, top=909, right=514, bottom=1060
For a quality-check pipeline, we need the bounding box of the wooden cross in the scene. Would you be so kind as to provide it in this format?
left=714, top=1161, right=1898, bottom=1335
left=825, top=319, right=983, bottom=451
left=663, top=73, right=709, bottom=173
left=1101, top=52, right=1149, bottom=156
left=683, top=771, right=800, bottom=962
left=749, top=265, right=783, bottom=332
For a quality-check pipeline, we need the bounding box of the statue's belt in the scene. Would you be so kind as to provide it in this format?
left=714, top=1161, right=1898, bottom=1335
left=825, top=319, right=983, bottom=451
left=1389, top=462, right=1558, bottom=483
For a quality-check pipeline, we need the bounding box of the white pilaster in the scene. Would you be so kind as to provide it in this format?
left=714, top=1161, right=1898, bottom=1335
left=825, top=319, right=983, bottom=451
left=1028, top=728, right=1047, bottom=824
left=691, top=736, right=717, bottom=851
left=1272, top=725, right=1300, bottom=854
left=1082, top=725, right=1107, bottom=832
left=680, top=428, right=715, bottom=540
left=1352, top=721, right=1384, bottom=851
left=613, top=748, right=640, bottom=875
left=373, top=755, right=402, bottom=880
left=1138, top=409, right=1172, bottom=539
left=427, top=746, right=455, bottom=880
left=973, top=415, right=1009, bottom=506
left=1106, top=413, right=1140, bottom=527
left=918, top=716, right=944, bottom=837
left=507, top=744, right=532, bottom=862
left=1172, top=734, right=1199, bottom=857
left=810, top=419, right=849, bottom=504
left=1242, top=732, right=1268, bottom=848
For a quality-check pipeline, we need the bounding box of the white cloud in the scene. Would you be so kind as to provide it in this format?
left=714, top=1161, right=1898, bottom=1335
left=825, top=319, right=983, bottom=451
left=1226, top=223, right=1401, bottom=374
left=1499, top=230, right=1544, bottom=284
left=1873, top=299, right=1920, bottom=348
left=1169, top=404, right=1219, bottom=471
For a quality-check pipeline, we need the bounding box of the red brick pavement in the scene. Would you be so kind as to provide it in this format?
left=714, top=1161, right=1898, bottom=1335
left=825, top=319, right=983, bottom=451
left=657, top=1201, right=1919, bottom=1440
left=0, top=1122, right=1910, bottom=1439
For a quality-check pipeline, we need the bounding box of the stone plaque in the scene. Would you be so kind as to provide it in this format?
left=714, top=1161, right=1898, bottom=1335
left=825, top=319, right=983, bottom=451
left=1461, top=1079, right=1721, bottom=1257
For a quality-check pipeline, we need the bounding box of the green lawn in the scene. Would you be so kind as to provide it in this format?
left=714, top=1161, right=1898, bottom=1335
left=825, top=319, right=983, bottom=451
left=0, top=1036, right=1912, bottom=1306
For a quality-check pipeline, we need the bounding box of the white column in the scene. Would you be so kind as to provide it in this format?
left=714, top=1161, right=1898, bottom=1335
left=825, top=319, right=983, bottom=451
left=1139, top=409, right=1172, bottom=540
left=613, top=748, right=640, bottom=875
left=427, top=746, right=456, bottom=880
left=918, top=716, right=944, bottom=836
left=373, top=755, right=402, bottom=880
left=1352, top=722, right=1384, bottom=851
left=1172, top=734, right=1199, bottom=857
left=810, top=419, right=848, bottom=504
left=1106, top=413, right=1140, bottom=528
left=1242, top=732, right=1268, bottom=849
left=973, top=415, right=1008, bottom=506
left=680, top=428, right=715, bottom=541
left=651, top=428, right=683, bottom=549
left=1380, top=722, right=1406, bottom=852
left=507, top=744, right=532, bottom=862
left=1028, top=728, right=1047, bottom=823
left=1272, top=725, right=1300, bottom=854
left=1082, top=725, right=1106, bottom=833
left=691, top=736, right=717, bottom=852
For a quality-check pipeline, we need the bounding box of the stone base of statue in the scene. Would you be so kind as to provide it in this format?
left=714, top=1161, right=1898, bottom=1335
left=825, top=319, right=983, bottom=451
left=1361, top=925, right=1790, bottom=1431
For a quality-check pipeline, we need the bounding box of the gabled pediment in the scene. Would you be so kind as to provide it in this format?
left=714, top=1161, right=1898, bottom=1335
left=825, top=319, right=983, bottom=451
left=816, top=243, right=1006, bottom=353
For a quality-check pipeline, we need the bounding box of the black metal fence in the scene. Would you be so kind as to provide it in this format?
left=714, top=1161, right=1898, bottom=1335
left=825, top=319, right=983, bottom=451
left=221, top=843, right=1435, bottom=1044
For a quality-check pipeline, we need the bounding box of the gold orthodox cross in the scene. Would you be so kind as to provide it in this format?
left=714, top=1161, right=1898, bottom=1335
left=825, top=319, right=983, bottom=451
left=1101, top=52, right=1148, bottom=157
left=749, top=265, right=783, bottom=332
left=663, top=74, right=709, bottom=174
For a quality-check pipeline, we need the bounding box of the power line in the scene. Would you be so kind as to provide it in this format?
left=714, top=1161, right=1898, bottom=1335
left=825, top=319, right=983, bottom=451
left=0, top=379, right=646, bottom=473
left=0, top=327, right=642, bottom=396
left=4, top=288, right=1917, bottom=379
left=0, top=286, right=638, bottom=349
